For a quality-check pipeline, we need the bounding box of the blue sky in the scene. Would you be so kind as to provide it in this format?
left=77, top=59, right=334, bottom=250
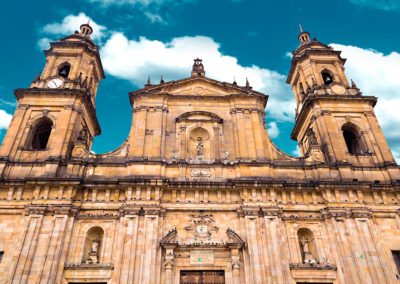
left=0, top=0, right=399, bottom=161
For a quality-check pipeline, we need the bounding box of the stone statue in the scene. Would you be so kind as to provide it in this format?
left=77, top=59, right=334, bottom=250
left=307, top=128, right=318, bottom=146
left=77, top=128, right=89, bottom=145
left=91, top=233, right=100, bottom=254
left=196, top=137, right=204, bottom=156
left=300, top=237, right=309, bottom=253
left=300, top=237, right=316, bottom=264
left=86, top=233, right=101, bottom=264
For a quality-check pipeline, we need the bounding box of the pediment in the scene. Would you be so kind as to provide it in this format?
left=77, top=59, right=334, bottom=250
left=166, top=79, right=239, bottom=96
left=130, top=76, right=264, bottom=98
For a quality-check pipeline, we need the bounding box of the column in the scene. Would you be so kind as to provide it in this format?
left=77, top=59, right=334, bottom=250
left=230, top=246, right=241, bottom=284
left=42, top=55, right=56, bottom=79
left=163, top=245, right=177, bottom=284
left=251, top=110, right=265, bottom=159
left=213, top=125, right=221, bottom=160
left=70, top=54, right=83, bottom=79
left=235, top=110, right=249, bottom=159
left=179, top=125, right=187, bottom=160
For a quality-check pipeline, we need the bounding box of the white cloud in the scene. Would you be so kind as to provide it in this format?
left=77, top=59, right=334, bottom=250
left=0, top=98, right=17, bottom=107
left=42, top=12, right=107, bottom=42
left=37, top=37, right=52, bottom=50
left=101, top=33, right=295, bottom=121
left=292, top=145, right=301, bottom=157
left=87, top=0, right=196, bottom=24
left=393, top=149, right=400, bottom=162
left=143, top=11, right=165, bottom=24
left=349, top=0, right=400, bottom=11
left=267, top=122, right=280, bottom=139
left=88, top=0, right=195, bottom=7
left=330, top=43, right=400, bottom=162
left=0, top=110, right=12, bottom=129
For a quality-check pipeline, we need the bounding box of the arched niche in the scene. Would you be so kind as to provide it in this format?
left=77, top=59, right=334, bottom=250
left=176, top=111, right=223, bottom=161
left=297, top=228, right=318, bottom=263
left=82, top=226, right=104, bottom=264
left=189, top=127, right=211, bottom=160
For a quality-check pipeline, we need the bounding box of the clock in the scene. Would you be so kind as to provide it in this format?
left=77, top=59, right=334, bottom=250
left=47, top=78, right=64, bottom=89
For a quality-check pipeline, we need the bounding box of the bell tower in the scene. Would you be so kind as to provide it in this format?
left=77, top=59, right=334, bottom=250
left=0, top=23, right=104, bottom=167
left=287, top=28, right=395, bottom=166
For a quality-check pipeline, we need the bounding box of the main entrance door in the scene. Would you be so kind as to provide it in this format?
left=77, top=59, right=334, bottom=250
left=180, top=270, right=225, bottom=284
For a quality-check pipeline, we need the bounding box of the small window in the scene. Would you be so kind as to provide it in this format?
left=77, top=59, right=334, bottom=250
left=58, top=62, right=71, bottom=78
left=392, top=251, right=400, bottom=274
left=321, top=70, right=334, bottom=86
left=0, top=251, right=3, bottom=263
left=31, top=118, right=53, bottom=150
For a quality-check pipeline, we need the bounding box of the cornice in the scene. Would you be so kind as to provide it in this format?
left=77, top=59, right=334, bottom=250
left=291, top=95, right=377, bottom=140
left=14, top=88, right=101, bottom=135
left=129, top=92, right=268, bottom=107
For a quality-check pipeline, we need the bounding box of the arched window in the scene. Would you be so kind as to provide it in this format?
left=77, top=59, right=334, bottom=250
left=58, top=62, right=71, bottom=78
left=82, top=226, right=104, bottom=264
left=321, top=70, right=334, bottom=86
left=297, top=228, right=318, bottom=264
left=342, top=123, right=364, bottom=155
left=31, top=118, right=53, bottom=150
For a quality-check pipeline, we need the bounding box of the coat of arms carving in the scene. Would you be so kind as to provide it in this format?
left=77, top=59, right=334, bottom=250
left=184, top=213, right=219, bottom=244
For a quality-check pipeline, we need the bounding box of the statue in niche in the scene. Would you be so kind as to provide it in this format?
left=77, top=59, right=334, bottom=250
left=86, top=233, right=101, bottom=264
left=300, top=237, right=316, bottom=264
left=307, top=128, right=318, bottom=146
left=77, top=128, right=89, bottom=146
left=196, top=137, right=204, bottom=156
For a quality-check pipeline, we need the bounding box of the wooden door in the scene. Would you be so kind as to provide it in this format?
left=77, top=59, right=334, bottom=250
left=180, top=270, right=225, bottom=284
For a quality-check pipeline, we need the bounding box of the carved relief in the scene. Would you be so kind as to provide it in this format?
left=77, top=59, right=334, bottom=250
left=190, top=168, right=212, bottom=180
left=184, top=213, right=219, bottom=244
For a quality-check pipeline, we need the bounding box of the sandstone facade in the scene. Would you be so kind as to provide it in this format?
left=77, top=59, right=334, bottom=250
left=0, top=24, right=399, bottom=284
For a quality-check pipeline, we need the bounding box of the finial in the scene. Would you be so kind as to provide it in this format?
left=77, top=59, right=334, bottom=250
left=311, top=77, right=317, bottom=87
left=233, top=77, right=237, bottom=85
left=82, top=76, right=88, bottom=88
left=145, top=75, right=151, bottom=87
left=76, top=72, right=83, bottom=83
left=299, top=22, right=303, bottom=33
left=351, top=79, right=357, bottom=88
left=160, top=75, right=165, bottom=84
left=245, top=77, right=252, bottom=90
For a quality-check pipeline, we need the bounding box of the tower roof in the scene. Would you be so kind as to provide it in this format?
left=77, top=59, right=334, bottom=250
left=286, top=29, right=344, bottom=83
left=45, top=22, right=105, bottom=79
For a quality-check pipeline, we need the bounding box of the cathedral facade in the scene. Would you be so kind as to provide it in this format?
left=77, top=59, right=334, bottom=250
left=0, top=23, right=399, bottom=284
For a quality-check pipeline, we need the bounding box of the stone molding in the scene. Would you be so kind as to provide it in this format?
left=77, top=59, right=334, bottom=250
left=24, top=204, right=79, bottom=216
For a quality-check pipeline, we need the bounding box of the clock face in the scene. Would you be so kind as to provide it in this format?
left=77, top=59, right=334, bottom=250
left=47, top=78, right=64, bottom=89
